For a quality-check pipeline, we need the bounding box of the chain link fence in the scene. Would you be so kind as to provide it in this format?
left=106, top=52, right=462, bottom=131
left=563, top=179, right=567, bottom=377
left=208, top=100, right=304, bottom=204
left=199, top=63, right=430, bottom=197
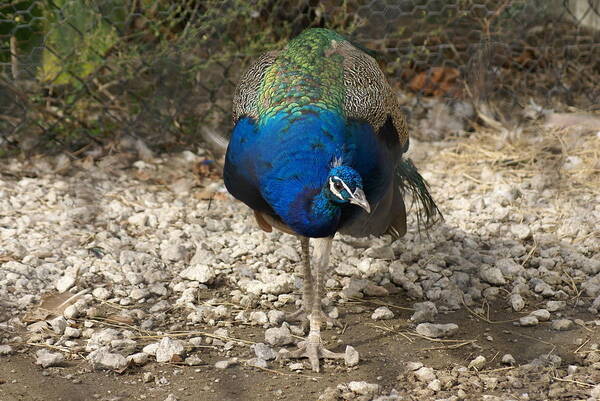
left=1, top=0, right=599, bottom=155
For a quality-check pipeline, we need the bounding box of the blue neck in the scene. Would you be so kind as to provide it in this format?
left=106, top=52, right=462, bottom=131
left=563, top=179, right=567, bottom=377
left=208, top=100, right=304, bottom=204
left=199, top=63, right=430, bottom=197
left=254, top=108, right=346, bottom=237
left=282, top=185, right=340, bottom=238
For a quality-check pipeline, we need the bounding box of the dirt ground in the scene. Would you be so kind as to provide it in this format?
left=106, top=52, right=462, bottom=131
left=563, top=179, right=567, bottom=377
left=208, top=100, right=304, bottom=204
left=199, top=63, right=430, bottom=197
left=1, top=298, right=600, bottom=401
left=1, top=117, right=600, bottom=400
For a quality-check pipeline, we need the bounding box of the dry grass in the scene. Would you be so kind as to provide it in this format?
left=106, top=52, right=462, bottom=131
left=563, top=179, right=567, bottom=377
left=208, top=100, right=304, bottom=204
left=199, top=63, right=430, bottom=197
left=437, top=121, right=600, bottom=197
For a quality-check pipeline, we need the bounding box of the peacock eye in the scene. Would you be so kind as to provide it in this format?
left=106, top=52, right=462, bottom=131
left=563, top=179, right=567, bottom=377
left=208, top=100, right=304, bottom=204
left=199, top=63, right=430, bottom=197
left=334, top=181, right=344, bottom=191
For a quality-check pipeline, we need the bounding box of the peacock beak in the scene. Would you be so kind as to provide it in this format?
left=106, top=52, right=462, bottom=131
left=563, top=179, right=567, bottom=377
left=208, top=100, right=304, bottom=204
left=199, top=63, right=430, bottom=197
left=349, top=188, right=371, bottom=213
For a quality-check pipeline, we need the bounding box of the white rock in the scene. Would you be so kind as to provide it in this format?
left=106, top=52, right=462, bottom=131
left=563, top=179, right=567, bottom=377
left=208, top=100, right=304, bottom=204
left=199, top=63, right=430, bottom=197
left=501, top=354, right=516, bottom=365
left=92, top=287, right=111, bottom=300
left=64, top=327, right=81, bottom=338
left=249, top=311, right=268, bottom=325
left=415, top=323, right=458, bottom=338
left=496, top=258, right=524, bottom=277
left=510, top=294, right=525, bottom=312
left=590, top=384, right=600, bottom=399
left=348, top=381, right=380, bottom=396
left=252, top=343, right=277, bottom=361
left=160, top=241, right=187, bottom=261
left=0, top=345, right=14, bottom=355
left=289, top=362, right=304, bottom=370
left=188, top=337, right=204, bottom=347
left=268, top=310, right=286, bottom=326
left=143, top=342, right=159, bottom=356
left=127, top=352, right=149, bottom=365
left=340, top=278, right=368, bottom=299
left=260, top=273, right=295, bottom=295
left=405, top=361, right=424, bottom=371
left=179, top=265, right=216, bottom=284
left=428, top=379, right=442, bottom=392
left=36, top=349, right=64, bottom=368
left=531, top=309, right=551, bottom=321
left=511, top=224, right=532, bottom=239
left=128, top=213, right=148, bottom=226
left=55, top=275, right=76, bottom=292
left=519, top=316, right=539, bottom=327
left=63, top=304, right=79, bottom=319
left=246, top=357, right=268, bottom=369
left=410, top=301, right=438, bottom=323
left=49, top=316, right=67, bottom=334
left=344, top=345, right=359, bottom=367
left=164, top=394, right=178, bottom=401
left=130, top=288, right=150, bottom=300
left=274, top=244, right=299, bottom=261
left=87, top=347, right=128, bottom=370
left=264, top=326, right=294, bottom=346
left=546, top=300, right=566, bottom=312
left=389, top=261, right=406, bottom=285
left=414, top=366, right=436, bottom=382
left=480, top=266, right=506, bottom=285
left=215, top=358, right=238, bottom=369
left=371, top=306, right=394, bottom=320
left=468, top=355, right=486, bottom=370
left=185, top=355, right=203, bottom=366
left=108, top=339, right=136, bottom=355
left=86, top=328, right=121, bottom=351
left=155, top=337, right=185, bottom=363
left=551, top=319, right=574, bottom=331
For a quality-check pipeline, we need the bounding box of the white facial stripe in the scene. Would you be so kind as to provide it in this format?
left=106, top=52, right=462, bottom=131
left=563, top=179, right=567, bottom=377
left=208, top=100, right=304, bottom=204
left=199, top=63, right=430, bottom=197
left=329, top=178, right=342, bottom=199
left=329, top=176, right=354, bottom=200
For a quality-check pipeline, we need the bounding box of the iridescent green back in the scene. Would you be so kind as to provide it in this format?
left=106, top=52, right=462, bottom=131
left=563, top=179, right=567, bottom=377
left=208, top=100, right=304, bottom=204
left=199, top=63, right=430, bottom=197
left=257, top=29, right=346, bottom=121
left=232, top=28, right=409, bottom=146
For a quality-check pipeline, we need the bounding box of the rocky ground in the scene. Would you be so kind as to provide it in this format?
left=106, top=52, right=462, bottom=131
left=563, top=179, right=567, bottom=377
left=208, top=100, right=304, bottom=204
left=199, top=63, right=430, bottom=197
left=1, top=117, right=600, bottom=401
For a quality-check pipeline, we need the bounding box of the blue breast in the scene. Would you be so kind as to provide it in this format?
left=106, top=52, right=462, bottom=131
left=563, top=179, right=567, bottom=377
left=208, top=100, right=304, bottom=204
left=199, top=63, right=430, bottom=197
left=224, top=108, right=394, bottom=237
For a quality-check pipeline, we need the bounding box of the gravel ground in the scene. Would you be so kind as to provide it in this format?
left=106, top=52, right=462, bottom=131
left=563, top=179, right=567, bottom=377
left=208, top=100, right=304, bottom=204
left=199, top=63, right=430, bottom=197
left=1, top=120, right=600, bottom=401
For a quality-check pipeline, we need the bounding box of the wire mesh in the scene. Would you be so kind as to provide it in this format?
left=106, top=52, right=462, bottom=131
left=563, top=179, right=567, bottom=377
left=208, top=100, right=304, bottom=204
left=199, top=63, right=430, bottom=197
left=0, top=0, right=599, bottom=155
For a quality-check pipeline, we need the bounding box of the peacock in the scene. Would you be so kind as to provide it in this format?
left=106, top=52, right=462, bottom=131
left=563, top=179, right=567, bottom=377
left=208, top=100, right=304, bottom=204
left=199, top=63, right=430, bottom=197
left=223, top=28, right=440, bottom=372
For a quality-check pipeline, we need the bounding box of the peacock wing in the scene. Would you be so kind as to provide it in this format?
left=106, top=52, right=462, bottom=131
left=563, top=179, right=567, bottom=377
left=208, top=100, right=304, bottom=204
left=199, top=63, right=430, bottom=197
left=233, top=51, right=279, bottom=123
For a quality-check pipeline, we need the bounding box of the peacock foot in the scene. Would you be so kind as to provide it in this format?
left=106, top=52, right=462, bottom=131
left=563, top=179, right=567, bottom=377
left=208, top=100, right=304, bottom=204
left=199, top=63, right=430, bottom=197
left=284, top=308, right=341, bottom=330
left=278, top=333, right=345, bottom=372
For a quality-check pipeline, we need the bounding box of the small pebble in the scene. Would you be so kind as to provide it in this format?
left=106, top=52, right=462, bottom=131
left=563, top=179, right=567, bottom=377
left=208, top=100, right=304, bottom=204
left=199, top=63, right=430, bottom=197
left=551, top=319, right=574, bottom=331
left=405, top=361, right=423, bottom=371
left=0, top=345, right=14, bottom=355
left=246, top=357, right=268, bottom=369
left=155, top=337, right=185, bottom=363
left=252, top=343, right=277, bottom=361
left=468, top=355, right=486, bottom=370
left=414, top=366, right=436, bottom=382
left=427, top=379, right=442, bottom=392
left=344, top=345, right=360, bottom=367
left=264, top=326, right=294, bottom=346
left=289, top=362, right=304, bottom=371
left=215, top=358, right=238, bottom=369
left=185, top=355, right=203, bottom=366
left=546, top=301, right=566, bottom=312
left=36, top=349, right=64, bottom=368
left=347, top=381, right=380, bottom=396
left=510, top=294, right=525, bottom=312
left=519, top=316, right=539, bottom=327
left=501, top=354, right=516, bottom=365
left=371, top=306, right=394, bottom=320
left=415, top=323, right=458, bottom=338
left=530, top=309, right=551, bottom=321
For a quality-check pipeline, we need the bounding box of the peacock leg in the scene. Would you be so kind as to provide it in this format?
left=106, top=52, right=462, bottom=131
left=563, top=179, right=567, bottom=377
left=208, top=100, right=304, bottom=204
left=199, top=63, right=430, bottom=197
left=284, top=237, right=341, bottom=329
left=280, top=237, right=345, bottom=372
left=284, top=237, right=313, bottom=326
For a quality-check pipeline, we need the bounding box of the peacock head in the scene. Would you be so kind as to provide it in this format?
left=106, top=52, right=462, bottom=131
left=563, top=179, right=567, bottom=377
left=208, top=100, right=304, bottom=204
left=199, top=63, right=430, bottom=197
left=325, top=165, right=371, bottom=213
